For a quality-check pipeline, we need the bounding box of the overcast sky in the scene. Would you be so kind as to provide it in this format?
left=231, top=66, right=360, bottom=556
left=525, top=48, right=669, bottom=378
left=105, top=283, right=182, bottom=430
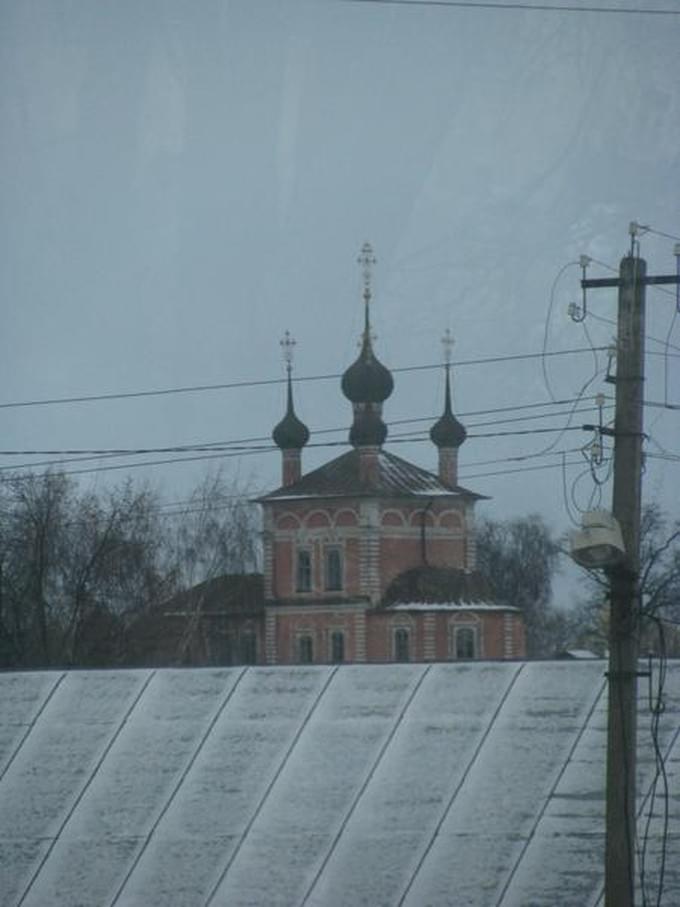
left=1, top=0, right=679, bottom=599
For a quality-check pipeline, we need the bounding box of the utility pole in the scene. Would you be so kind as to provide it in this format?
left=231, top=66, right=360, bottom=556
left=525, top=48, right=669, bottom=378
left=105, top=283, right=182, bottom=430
left=581, top=230, right=680, bottom=907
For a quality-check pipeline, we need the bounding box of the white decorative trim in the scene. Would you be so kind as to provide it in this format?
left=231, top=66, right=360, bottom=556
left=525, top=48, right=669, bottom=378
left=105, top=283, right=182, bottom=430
left=423, top=613, right=436, bottom=661
left=272, top=601, right=367, bottom=616
left=275, top=511, right=302, bottom=529
left=375, top=526, right=464, bottom=540
left=265, top=609, right=278, bottom=665
left=437, top=508, right=464, bottom=529
left=354, top=611, right=367, bottom=663
left=303, top=509, right=333, bottom=529
left=333, top=507, right=359, bottom=527
left=380, top=508, right=407, bottom=527
left=390, top=617, right=414, bottom=661
left=503, top=611, right=515, bottom=658
left=447, top=614, right=482, bottom=660
left=465, top=502, right=477, bottom=572
left=274, top=526, right=357, bottom=542
left=359, top=500, right=381, bottom=604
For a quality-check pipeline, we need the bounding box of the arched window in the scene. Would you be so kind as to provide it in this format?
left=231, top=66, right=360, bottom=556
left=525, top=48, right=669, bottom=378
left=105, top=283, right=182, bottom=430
left=330, top=630, right=345, bottom=663
left=325, top=547, right=343, bottom=591
left=455, top=626, right=476, bottom=659
left=296, top=549, right=312, bottom=592
left=298, top=634, right=314, bottom=664
left=394, top=627, right=410, bottom=663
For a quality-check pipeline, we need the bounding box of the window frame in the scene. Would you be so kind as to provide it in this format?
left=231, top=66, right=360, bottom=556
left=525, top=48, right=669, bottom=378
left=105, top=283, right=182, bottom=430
left=453, top=624, right=477, bottom=660
left=297, top=633, right=314, bottom=664
left=330, top=629, right=345, bottom=663
left=325, top=546, right=344, bottom=592
left=296, top=548, right=312, bottom=593
left=394, top=626, right=410, bottom=663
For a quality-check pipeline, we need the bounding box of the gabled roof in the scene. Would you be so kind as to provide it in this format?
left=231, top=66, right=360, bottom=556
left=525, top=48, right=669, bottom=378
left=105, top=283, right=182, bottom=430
left=1, top=662, right=678, bottom=906
left=259, top=448, right=486, bottom=502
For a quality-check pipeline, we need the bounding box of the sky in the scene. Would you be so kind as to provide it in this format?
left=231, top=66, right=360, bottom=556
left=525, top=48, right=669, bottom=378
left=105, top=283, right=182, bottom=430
left=1, top=0, right=679, bottom=603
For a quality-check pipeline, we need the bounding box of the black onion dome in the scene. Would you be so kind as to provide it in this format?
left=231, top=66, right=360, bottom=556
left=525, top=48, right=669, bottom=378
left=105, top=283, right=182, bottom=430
left=272, top=378, right=309, bottom=450
left=430, top=368, right=467, bottom=448
left=349, top=405, right=388, bottom=447
left=341, top=337, right=394, bottom=404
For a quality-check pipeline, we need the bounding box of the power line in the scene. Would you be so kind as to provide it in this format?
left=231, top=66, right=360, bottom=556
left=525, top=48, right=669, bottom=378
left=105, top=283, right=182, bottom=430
left=0, top=402, right=610, bottom=460
left=0, top=347, right=606, bottom=411
left=342, top=0, right=680, bottom=16
left=645, top=226, right=680, bottom=243
left=0, top=426, right=603, bottom=481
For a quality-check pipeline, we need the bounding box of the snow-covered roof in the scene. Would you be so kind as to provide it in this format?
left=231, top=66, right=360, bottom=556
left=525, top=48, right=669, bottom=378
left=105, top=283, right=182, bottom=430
left=564, top=648, right=601, bottom=659
left=1, top=662, right=678, bottom=906
left=388, top=601, right=519, bottom=612
left=258, top=447, right=486, bottom=501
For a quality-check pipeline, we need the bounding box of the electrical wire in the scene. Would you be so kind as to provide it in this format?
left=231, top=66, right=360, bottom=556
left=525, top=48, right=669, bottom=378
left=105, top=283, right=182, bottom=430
left=0, top=401, right=612, bottom=459
left=542, top=261, right=580, bottom=402
left=587, top=311, right=680, bottom=355
left=644, top=226, right=680, bottom=243
left=342, top=0, right=680, bottom=16
left=561, top=451, right=580, bottom=527
left=638, top=617, right=669, bottom=907
left=0, top=347, right=608, bottom=412
left=0, top=400, right=611, bottom=474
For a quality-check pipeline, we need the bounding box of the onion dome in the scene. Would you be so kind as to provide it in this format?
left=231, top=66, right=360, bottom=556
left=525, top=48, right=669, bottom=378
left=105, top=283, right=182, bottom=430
left=272, top=332, right=309, bottom=451
left=349, top=405, right=388, bottom=447
left=272, top=377, right=309, bottom=450
left=430, top=332, right=466, bottom=449
left=341, top=335, right=394, bottom=404
left=342, top=241, right=394, bottom=409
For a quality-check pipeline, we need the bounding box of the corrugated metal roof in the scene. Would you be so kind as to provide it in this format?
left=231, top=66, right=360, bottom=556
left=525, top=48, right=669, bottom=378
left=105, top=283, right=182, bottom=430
left=1, top=662, right=678, bottom=906
left=258, top=448, right=485, bottom=501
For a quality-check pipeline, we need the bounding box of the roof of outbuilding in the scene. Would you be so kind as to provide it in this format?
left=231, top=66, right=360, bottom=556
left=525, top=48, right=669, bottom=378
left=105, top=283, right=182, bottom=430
left=127, top=574, right=264, bottom=665
left=383, top=566, right=495, bottom=606
left=258, top=447, right=486, bottom=501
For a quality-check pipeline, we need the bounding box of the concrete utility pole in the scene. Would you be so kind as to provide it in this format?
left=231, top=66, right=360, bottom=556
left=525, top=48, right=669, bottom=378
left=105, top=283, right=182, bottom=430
left=581, top=238, right=680, bottom=907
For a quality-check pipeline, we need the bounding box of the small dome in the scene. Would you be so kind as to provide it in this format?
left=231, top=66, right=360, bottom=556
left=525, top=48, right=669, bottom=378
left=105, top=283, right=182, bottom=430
left=430, top=367, right=466, bottom=448
left=430, top=411, right=466, bottom=448
left=272, top=410, right=309, bottom=450
left=349, top=405, right=388, bottom=447
left=272, top=378, right=309, bottom=450
left=341, top=337, right=394, bottom=404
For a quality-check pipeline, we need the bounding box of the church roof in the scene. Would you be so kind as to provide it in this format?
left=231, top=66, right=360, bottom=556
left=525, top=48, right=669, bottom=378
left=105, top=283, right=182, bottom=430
left=259, top=448, right=486, bottom=501
left=383, top=566, right=495, bottom=606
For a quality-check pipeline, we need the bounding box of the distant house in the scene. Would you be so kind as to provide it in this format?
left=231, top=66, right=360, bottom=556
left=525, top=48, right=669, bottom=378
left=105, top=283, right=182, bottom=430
left=132, top=245, right=525, bottom=666
left=128, top=573, right=264, bottom=666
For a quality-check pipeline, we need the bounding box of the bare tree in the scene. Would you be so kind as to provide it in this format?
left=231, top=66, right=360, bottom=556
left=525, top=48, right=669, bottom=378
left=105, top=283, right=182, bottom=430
left=0, top=472, right=71, bottom=666
left=477, top=514, right=561, bottom=657
left=0, top=473, right=170, bottom=667
left=162, top=470, right=261, bottom=662
left=573, top=504, right=680, bottom=656
left=0, top=468, right=261, bottom=668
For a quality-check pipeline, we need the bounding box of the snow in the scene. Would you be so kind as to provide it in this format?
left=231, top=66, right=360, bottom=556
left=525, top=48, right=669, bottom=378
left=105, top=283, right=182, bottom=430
left=0, top=662, right=678, bottom=906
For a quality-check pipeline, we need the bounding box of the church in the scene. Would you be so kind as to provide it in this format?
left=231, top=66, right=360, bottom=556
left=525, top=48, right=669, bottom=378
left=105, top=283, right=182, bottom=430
left=134, top=244, right=526, bottom=666
left=257, top=243, right=525, bottom=665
